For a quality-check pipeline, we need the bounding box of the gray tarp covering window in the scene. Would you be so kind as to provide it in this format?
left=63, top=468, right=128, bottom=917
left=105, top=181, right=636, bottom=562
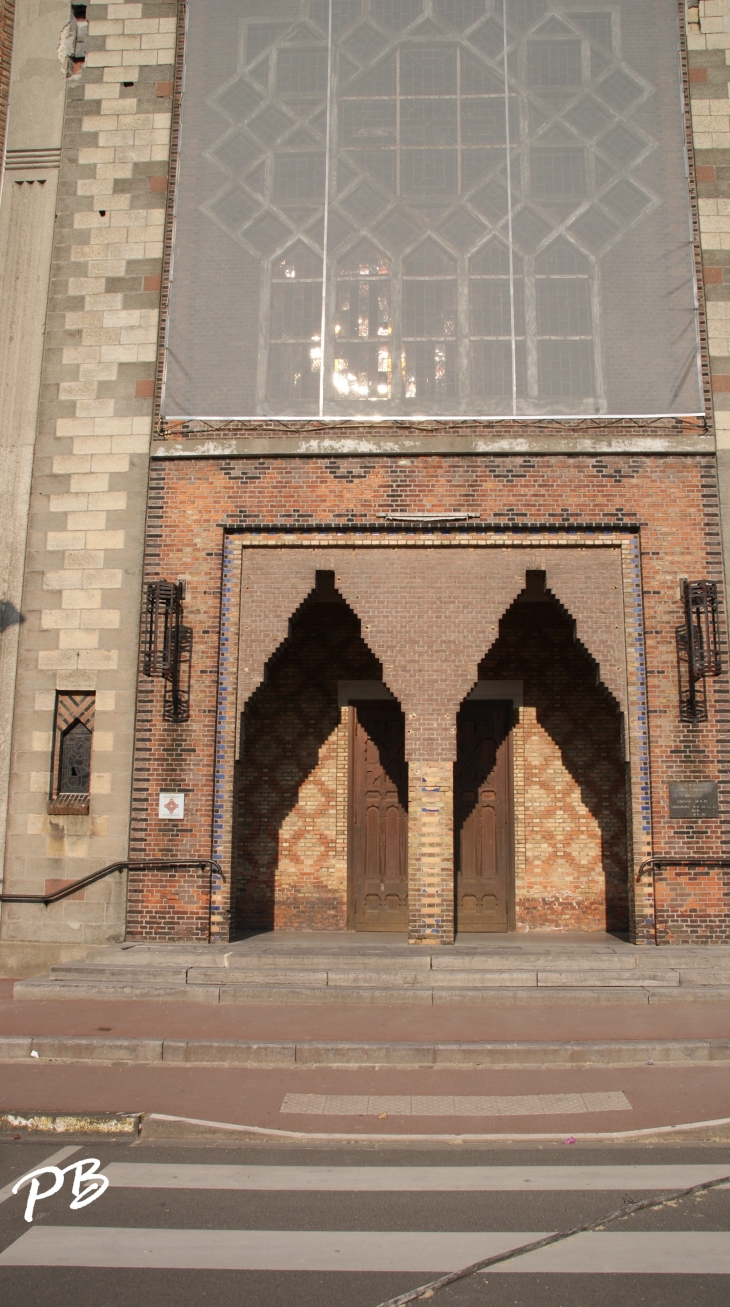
left=162, top=0, right=703, bottom=418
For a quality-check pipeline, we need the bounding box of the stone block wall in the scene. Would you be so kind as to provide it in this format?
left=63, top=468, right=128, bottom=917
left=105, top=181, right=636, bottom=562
left=0, top=0, right=69, bottom=917
left=689, top=1, right=730, bottom=590
left=0, top=0, right=14, bottom=162
left=0, top=0, right=176, bottom=952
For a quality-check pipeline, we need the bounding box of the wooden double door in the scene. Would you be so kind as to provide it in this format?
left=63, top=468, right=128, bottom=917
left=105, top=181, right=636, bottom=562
left=454, top=700, right=514, bottom=932
left=348, top=698, right=514, bottom=933
left=348, top=701, right=409, bottom=931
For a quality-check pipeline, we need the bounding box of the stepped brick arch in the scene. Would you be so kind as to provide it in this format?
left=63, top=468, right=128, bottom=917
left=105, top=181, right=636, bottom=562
left=237, top=544, right=628, bottom=760
left=515, top=548, right=629, bottom=721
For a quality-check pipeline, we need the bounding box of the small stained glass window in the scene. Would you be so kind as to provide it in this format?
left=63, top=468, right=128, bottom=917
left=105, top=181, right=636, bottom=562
left=48, top=692, right=95, bottom=814
left=59, top=721, right=92, bottom=795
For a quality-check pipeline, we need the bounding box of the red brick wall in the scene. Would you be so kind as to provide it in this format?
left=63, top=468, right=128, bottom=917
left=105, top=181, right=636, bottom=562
left=126, top=864, right=210, bottom=942
left=654, top=866, right=730, bottom=945
left=128, top=452, right=728, bottom=943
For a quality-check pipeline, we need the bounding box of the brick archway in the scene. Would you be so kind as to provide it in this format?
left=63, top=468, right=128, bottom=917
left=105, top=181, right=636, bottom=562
left=225, top=535, right=637, bottom=943
left=237, top=543, right=628, bottom=761
left=475, top=573, right=630, bottom=935
left=233, top=572, right=388, bottom=931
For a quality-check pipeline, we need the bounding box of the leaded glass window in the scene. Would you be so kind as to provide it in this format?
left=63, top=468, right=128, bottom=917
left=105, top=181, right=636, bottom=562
left=59, top=722, right=92, bottom=795
left=48, top=692, right=95, bottom=814
left=163, top=0, right=702, bottom=419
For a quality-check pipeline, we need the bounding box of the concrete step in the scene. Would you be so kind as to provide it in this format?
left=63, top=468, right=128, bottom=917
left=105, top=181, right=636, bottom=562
left=2, top=1033, right=730, bottom=1068
left=13, top=938, right=730, bottom=1006
left=47, top=965, right=190, bottom=983
left=13, top=979, right=222, bottom=1003
left=42, top=960, right=730, bottom=988
left=14, top=974, right=730, bottom=1006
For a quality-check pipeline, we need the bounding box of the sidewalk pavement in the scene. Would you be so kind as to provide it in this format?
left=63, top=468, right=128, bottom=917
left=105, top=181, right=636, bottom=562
left=1, top=984, right=729, bottom=1043
left=2, top=1059, right=730, bottom=1138
left=1, top=981, right=730, bottom=1138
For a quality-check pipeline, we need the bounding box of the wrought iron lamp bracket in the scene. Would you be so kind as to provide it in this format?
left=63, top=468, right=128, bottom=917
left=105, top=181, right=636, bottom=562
left=676, top=579, right=721, bottom=722
left=142, top=579, right=191, bottom=722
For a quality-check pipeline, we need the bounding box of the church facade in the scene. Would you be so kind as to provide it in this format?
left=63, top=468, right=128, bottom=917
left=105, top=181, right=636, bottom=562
left=2, top=0, right=730, bottom=972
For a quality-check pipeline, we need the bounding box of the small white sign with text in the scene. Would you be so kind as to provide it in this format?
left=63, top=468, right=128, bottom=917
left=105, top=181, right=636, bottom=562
left=159, top=791, right=185, bottom=819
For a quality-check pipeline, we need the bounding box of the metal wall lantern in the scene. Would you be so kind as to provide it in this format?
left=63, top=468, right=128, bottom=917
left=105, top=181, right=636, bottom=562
left=143, top=580, right=192, bottom=722
left=676, top=579, right=721, bottom=722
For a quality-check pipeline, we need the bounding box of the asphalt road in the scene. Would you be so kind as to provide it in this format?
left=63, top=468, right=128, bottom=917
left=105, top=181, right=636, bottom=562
left=1, top=1136, right=729, bottom=1306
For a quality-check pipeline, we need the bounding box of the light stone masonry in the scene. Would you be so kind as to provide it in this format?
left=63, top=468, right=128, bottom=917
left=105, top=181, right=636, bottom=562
left=688, top=2, right=730, bottom=585
left=0, top=0, right=176, bottom=959
left=0, top=0, right=70, bottom=935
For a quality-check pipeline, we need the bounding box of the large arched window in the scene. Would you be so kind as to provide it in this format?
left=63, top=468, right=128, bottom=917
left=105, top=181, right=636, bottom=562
left=165, top=0, right=700, bottom=418
left=333, top=242, right=392, bottom=400
left=535, top=236, right=595, bottom=400
left=469, top=237, right=525, bottom=401
left=267, top=240, right=323, bottom=405
left=402, top=239, right=457, bottom=401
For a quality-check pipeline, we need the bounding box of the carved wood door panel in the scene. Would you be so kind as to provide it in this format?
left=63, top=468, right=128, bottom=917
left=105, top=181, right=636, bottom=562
left=349, top=701, right=408, bottom=932
left=454, top=700, right=514, bottom=933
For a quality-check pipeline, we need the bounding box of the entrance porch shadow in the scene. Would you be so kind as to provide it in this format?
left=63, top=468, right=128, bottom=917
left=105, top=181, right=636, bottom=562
left=233, top=573, right=384, bottom=932
left=477, top=575, right=629, bottom=934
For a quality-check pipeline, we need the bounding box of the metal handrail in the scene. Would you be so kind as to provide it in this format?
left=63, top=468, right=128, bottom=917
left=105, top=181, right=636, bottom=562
left=636, top=857, right=730, bottom=882
left=636, top=857, right=730, bottom=946
left=0, top=859, right=223, bottom=905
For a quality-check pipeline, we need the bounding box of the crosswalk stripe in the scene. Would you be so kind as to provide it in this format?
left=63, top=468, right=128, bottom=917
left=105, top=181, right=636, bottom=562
left=2, top=1228, right=730, bottom=1273
left=0, top=1228, right=542, bottom=1271
left=280, top=1092, right=631, bottom=1116
left=0, top=1147, right=80, bottom=1206
left=100, top=1163, right=730, bottom=1191
left=495, top=1231, right=730, bottom=1275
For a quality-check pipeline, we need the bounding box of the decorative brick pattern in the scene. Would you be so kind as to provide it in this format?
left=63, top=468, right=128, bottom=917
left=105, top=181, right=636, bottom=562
left=7, top=0, right=730, bottom=955
left=233, top=545, right=629, bottom=762
left=125, top=450, right=725, bottom=944
left=408, top=763, right=454, bottom=944
left=481, top=596, right=629, bottom=934
left=232, top=590, right=382, bottom=933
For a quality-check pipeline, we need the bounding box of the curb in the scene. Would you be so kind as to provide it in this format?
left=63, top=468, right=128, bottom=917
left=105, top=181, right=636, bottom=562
left=2, top=1035, right=730, bottom=1067
left=143, top=1111, right=730, bottom=1143
left=0, top=1111, right=139, bottom=1135
left=2, top=1109, right=730, bottom=1144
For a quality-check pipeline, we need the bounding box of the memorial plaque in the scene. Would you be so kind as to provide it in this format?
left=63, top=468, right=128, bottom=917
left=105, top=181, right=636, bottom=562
left=669, top=782, right=719, bottom=820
